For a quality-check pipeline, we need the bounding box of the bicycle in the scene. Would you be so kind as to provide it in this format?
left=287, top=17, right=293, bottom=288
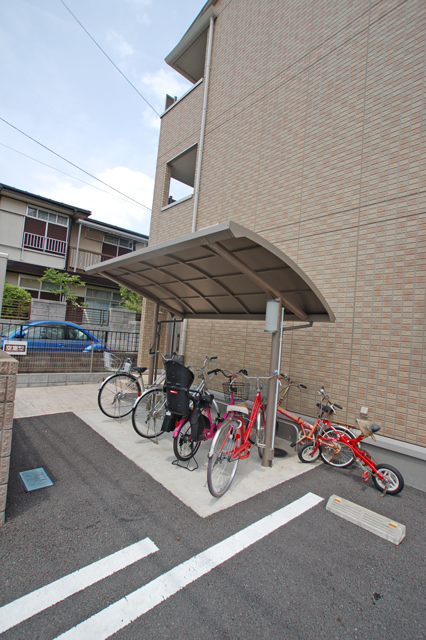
left=274, top=387, right=356, bottom=462
left=98, top=352, right=153, bottom=419
left=305, top=417, right=405, bottom=496
left=206, top=372, right=277, bottom=498
left=172, top=366, right=249, bottom=462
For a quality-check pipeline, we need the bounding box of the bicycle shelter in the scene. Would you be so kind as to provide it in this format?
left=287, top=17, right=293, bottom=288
left=86, top=221, right=335, bottom=467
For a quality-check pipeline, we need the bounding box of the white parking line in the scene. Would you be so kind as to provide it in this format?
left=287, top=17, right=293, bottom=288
left=0, top=538, right=158, bottom=634
left=55, top=493, right=323, bottom=640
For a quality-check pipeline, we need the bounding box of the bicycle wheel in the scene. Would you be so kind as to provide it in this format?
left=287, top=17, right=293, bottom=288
left=207, top=419, right=240, bottom=498
left=98, top=373, right=141, bottom=419
left=298, top=441, right=321, bottom=463
left=173, top=419, right=201, bottom=461
left=372, top=464, right=404, bottom=495
left=319, top=427, right=356, bottom=468
left=132, top=387, right=167, bottom=439
left=320, top=438, right=355, bottom=467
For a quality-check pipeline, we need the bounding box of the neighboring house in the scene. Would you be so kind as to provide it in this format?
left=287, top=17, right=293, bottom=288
left=0, top=184, right=148, bottom=321
left=138, top=0, right=425, bottom=458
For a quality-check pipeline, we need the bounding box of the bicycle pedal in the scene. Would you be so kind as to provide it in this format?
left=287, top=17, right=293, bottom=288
left=290, top=442, right=296, bottom=448
left=362, top=471, right=369, bottom=482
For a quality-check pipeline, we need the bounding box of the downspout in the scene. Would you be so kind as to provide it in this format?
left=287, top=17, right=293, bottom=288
left=181, top=15, right=215, bottom=356
left=191, top=14, right=214, bottom=233
left=74, top=221, right=82, bottom=272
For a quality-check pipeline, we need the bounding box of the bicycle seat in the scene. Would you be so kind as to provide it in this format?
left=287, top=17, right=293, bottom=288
left=356, top=419, right=381, bottom=440
left=226, top=402, right=249, bottom=416
left=133, top=367, right=147, bottom=374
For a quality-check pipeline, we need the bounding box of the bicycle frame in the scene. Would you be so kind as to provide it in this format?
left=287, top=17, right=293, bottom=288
left=320, top=424, right=385, bottom=477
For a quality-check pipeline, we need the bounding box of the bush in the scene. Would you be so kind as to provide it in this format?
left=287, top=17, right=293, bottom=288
left=2, top=282, right=32, bottom=319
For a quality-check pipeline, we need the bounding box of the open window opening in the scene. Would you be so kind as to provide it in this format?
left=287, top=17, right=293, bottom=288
left=166, top=144, right=197, bottom=206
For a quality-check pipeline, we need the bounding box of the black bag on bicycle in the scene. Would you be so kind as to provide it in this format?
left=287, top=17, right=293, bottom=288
left=189, top=394, right=214, bottom=441
left=161, top=410, right=178, bottom=433
left=164, top=360, right=195, bottom=415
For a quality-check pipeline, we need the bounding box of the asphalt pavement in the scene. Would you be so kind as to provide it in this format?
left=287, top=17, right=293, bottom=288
left=0, top=385, right=425, bottom=640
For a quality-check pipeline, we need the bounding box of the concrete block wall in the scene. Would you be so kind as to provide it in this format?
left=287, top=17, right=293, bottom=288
left=0, top=351, right=17, bottom=527
left=30, top=299, right=66, bottom=321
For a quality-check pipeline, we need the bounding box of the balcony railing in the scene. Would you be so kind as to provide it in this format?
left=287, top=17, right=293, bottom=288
left=68, top=247, right=114, bottom=271
left=23, top=232, right=66, bottom=256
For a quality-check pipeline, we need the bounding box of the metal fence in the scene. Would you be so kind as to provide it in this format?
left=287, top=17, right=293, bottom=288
left=0, top=324, right=140, bottom=374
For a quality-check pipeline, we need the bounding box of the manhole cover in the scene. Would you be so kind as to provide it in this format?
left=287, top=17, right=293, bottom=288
left=19, top=468, right=53, bottom=492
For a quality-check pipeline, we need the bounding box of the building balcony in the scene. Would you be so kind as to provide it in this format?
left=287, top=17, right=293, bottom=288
left=67, top=247, right=113, bottom=271
left=23, top=232, right=67, bottom=256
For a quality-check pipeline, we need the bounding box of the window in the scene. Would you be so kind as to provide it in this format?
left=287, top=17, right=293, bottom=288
left=68, top=327, right=90, bottom=341
left=27, top=208, right=68, bottom=226
left=19, top=276, right=60, bottom=301
left=25, top=324, right=66, bottom=340
left=86, top=287, right=122, bottom=310
left=165, top=144, right=197, bottom=206
left=24, top=207, right=69, bottom=255
left=102, top=234, right=134, bottom=259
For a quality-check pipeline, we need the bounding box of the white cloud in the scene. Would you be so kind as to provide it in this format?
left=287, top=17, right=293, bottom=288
left=140, top=68, right=193, bottom=112
left=37, top=167, right=154, bottom=235
left=106, top=29, right=135, bottom=58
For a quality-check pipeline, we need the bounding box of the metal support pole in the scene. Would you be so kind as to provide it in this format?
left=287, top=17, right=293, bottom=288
left=262, top=300, right=283, bottom=468
left=148, top=302, right=159, bottom=385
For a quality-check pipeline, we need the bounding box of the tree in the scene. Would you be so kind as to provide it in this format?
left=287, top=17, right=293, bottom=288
left=119, top=286, right=142, bottom=314
left=39, top=268, right=88, bottom=307
left=1, top=282, right=32, bottom=318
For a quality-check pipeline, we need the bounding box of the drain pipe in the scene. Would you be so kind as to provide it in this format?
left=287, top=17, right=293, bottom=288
left=181, top=15, right=215, bottom=358
left=191, top=14, right=214, bottom=233
left=74, top=221, right=82, bottom=271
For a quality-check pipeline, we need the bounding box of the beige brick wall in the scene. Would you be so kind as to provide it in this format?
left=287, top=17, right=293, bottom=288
left=144, top=0, right=426, bottom=447
left=0, top=351, right=17, bottom=527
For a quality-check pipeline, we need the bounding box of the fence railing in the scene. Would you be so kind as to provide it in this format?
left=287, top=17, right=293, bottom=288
left=65, top=306, right=109, bottom=326
left=0, top=326, right=140, bottom=374
left=1, top=299, right=31, bottom=320
left=23, top=232, right=67, bottom=255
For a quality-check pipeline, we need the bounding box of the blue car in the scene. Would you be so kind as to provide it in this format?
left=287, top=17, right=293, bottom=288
left=1, top=320, right=110, bottom=352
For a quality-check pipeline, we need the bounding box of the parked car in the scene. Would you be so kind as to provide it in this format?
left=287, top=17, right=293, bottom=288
left=1, top=320, right=110, bottom=352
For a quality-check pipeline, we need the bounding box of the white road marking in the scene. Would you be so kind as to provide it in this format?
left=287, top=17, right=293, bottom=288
left=0, top=538, right=158, bottom=634
left=55, top=492, right=323, bottom=640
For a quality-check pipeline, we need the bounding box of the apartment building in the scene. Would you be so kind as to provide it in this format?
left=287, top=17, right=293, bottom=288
left=138, top=0, right=425, bottom=458
left=0, top=184, right=148, bottom=318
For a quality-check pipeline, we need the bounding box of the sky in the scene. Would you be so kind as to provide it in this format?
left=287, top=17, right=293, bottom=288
left=0, top=0, right=205, bottom=235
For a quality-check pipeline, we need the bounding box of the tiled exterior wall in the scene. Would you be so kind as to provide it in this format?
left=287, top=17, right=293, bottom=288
left=0, top=351, right=17, bottom=527
left=145, top=0, right=426, bottom=447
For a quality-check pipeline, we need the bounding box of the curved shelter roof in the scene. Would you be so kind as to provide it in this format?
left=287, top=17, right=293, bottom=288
left=86, top=221, right=335, bottom=324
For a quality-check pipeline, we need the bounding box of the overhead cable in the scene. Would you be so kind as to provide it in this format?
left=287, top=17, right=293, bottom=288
left=0, top=142, right=149, bottom=210
left=59, top=0, right=160, bottom=116
left=0, top=116, right=151, bottom=211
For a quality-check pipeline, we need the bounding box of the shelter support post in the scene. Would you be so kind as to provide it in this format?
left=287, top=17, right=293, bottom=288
left=148, top=302, right=160, bottom=385
left=262, top=301, right=283, bottom=468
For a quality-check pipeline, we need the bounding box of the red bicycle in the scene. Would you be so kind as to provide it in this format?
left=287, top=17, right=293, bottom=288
left=207, top=372, right=277, bottom=498
left=297, top=397, right=404, bottom=496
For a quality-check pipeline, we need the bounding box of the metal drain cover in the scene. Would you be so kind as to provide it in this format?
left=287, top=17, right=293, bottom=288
left=19, top=468, right=53, bottom=492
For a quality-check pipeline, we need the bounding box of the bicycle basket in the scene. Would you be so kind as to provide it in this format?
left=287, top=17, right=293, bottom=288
left=103, top=352, right=122, bottom=372
left=223, top=382, right=250, bottom=403
left=164, top=360, right=195, bottom=415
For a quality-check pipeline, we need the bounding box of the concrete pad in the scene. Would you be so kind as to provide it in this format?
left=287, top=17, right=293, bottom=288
left=74, top=408, right=319, bottom=518
left=14, top=383, right=319, bottom=518
left=326, top=494, right=406, bottom=545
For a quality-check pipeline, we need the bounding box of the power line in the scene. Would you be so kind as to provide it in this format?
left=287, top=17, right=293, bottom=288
left=0, top=142, right=149, bottom=210
left=59, top=0, right=160, bottom=116
left=0, top=116, right=151, bottom=211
